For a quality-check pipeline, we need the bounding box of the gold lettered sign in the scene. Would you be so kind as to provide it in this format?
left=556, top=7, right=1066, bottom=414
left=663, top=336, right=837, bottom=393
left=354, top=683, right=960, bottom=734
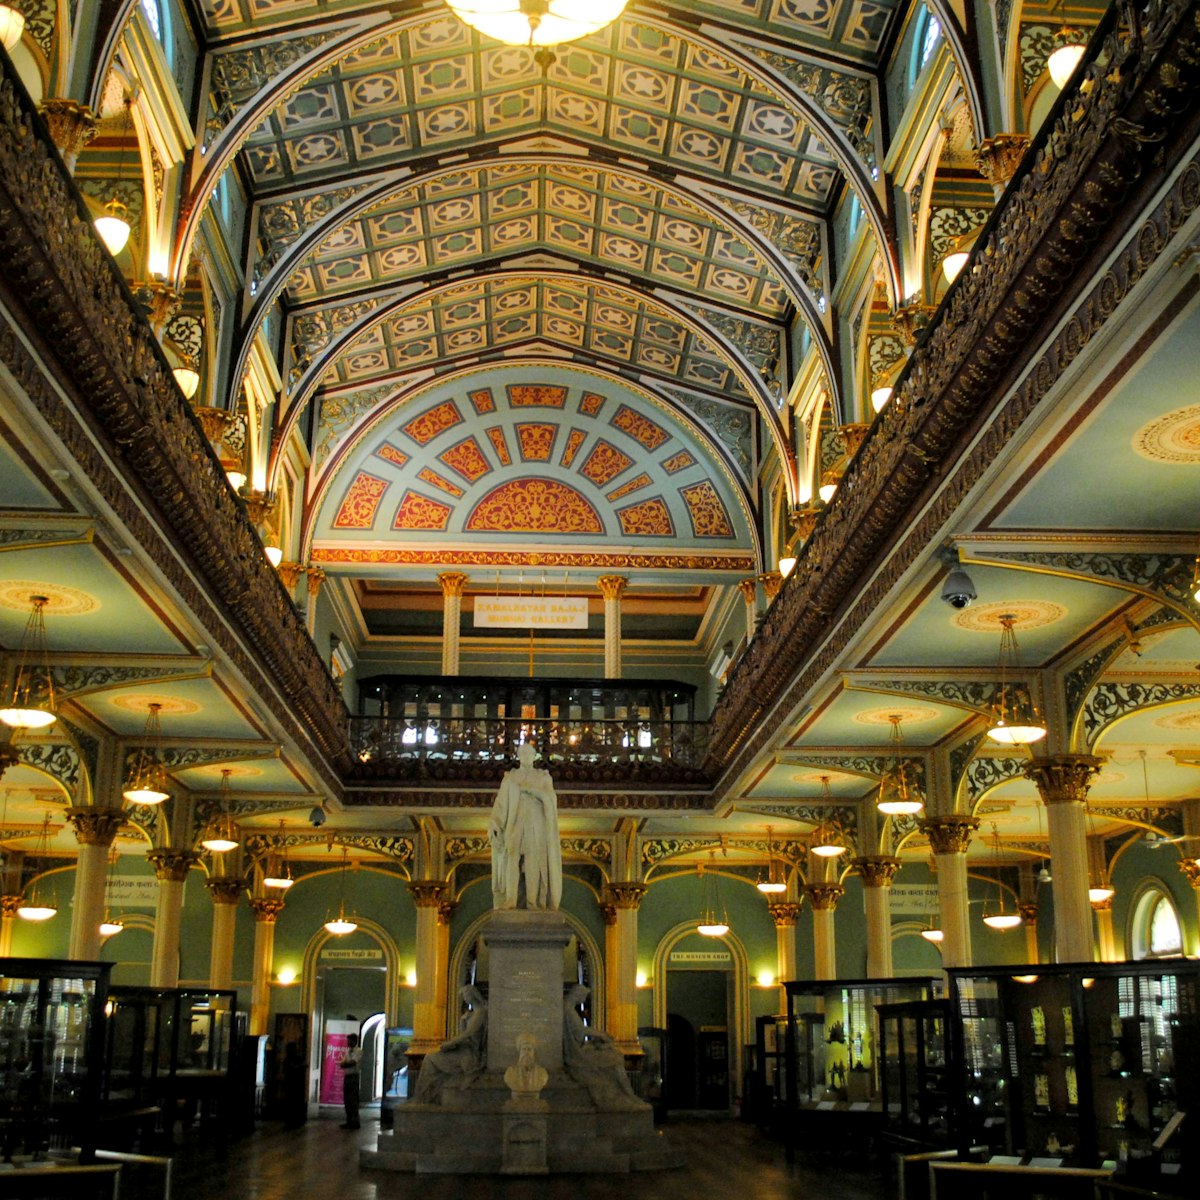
left=473, top=595, right=589, bottom=629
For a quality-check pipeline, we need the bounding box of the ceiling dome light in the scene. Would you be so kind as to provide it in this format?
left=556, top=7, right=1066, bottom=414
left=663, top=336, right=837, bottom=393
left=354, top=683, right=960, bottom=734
left=870, top=383, right=893, bottom=413
left=982, top=912, right=1023, bottom=930
left=446, top=0, right=628, bottom=46
left=697, top=849, right=729, bottom=937
left=876, top=715, right=924, bottom=816
left=920, top=927, right=944, bottom=943
left=99, top=919, right=125, bottom=937
left=200, top=768, right=240, bottom=853
left=123, top=701, right=170, bottom=806
left=324, top=915, right=358, bottom=936
left=94, top=199, right=132, bottom=256
left=0, top=594, right=57, bottom=729
left=17, top=902, right=57, bottom=921
left=986, top=613, right=1047, bottom=745
left=0, top=5, right=25, bottom=51
left=173, top=362, right=200, bottom=400
left=1047, top=29, right=1086, bottom=89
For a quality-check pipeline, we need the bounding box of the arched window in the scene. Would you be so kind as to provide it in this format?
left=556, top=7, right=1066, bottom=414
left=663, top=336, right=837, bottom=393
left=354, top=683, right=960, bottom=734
left=140, top=0, right=162, bottom=40
left=910, top=6, right=942, bottom=86
left=1131, top=886, right=1183, bottom=959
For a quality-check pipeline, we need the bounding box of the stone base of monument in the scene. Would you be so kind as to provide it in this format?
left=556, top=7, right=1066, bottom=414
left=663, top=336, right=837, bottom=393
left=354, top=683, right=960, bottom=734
left=361, top=910, right=679, bottom=1175
left=361, top=1073, right=680, bottom=1174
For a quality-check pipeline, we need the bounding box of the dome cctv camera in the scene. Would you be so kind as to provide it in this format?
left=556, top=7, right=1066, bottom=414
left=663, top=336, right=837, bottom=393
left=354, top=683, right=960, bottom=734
left=309, top=805, right=326, bottom=827
left=941, top=566, right=977, bottom=610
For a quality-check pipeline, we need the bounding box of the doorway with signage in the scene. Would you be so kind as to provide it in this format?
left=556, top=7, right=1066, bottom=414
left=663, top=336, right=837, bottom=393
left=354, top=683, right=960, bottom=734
left=665, top=955, right=732, bottom=1112
left=315, top=945, right=387, bottom=1116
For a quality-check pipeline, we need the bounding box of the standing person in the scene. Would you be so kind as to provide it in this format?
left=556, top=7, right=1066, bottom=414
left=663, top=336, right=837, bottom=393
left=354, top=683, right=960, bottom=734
left=340, top=1032, right=361, bottom=1129
left=488, top=741, right=561, bottom=910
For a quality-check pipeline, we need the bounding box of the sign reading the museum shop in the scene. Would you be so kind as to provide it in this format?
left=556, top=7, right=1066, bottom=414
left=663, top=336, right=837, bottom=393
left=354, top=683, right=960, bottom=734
left=320, top=948, right=383, bottom=962
left=473, top=596, right=589, bottom=630
left=670, top=951, right=732, bottom=964
left=105, top=876, right=165, bottom=908
left=889, top=884, right=940, bottom=914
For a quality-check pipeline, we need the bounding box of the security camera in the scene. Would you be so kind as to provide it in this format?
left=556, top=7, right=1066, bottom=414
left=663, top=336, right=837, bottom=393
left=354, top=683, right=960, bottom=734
left=941, top=566, right=977, bottom=610
left=309, top=805, right=326, bottom=828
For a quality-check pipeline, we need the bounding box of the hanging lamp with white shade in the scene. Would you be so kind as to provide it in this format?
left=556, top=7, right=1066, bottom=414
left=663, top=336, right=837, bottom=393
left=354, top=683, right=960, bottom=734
left=876, top=715, right=924, bottom=816
left=445, top=0, right=628, bottom=47
left=0, top=594, right=57, bottom=729
left=986, top=613, right=1047, bottom=746
left=324, top=847, right=359, bottom=935
left=17, top=816, right=59, bottom=921
left=123, top=701, right=171, bottom=805
left=696, top=848, right=729, bottom=937
left=200, top=769, right=240, bottom=853
left=981, top=823, right=1023, bottom=930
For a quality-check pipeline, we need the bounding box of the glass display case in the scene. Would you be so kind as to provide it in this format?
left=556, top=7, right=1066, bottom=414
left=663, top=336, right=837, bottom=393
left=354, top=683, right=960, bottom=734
left=877, top=998, right=954, bottom=1150
left=946, top=962, right=1200, bottom=1186
left=781, top=977, right=939, bottom=1157
left=0, top=958, right=111, bottom=1162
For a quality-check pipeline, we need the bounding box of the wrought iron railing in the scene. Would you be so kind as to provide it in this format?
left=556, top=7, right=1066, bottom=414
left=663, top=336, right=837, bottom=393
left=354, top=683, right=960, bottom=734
left=349, top=716, right=710, bottom=770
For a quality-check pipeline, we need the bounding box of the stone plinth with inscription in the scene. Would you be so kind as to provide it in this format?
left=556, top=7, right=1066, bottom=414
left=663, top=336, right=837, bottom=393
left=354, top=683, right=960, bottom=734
left=484, top=909, right=571, bottom=1072
left=362, top=909, right=680, bottom=1176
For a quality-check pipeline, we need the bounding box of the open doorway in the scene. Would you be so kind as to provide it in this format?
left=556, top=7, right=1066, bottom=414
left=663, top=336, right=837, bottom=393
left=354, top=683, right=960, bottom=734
left=315, top=964, right=386, bottom=1115
left=665, top=968, right=731, bottom=1111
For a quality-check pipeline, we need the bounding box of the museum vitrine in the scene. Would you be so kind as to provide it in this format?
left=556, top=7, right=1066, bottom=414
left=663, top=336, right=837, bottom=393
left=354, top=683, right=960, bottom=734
left=945, top=962, right=1199, bottom=1184
left=0, top=958, right=110, bottom=1161
left=877, top=998, right=955, bottom=1150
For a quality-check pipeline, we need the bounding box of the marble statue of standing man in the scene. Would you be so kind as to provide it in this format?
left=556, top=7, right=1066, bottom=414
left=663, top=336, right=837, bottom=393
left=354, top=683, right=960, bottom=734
left=489, top=742, right=562, bottom=910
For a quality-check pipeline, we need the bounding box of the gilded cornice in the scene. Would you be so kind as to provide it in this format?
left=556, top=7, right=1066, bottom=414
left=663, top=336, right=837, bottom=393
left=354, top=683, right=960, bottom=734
left=706, top=0, right=1200, bottom=792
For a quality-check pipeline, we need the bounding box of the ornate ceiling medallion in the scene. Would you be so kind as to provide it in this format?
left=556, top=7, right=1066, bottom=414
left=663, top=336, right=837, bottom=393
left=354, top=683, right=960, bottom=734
left=952, top=600, right=1065, bottom=633
left=0, top=581, right=98, bottom=615
left=1132, top=404, right=1200, bottom=461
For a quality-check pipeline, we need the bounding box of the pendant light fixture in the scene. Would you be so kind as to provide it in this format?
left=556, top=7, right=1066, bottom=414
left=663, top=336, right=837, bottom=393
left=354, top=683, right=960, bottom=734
left=445, top=0, right=628, bottom=47
left=324, top=847, right=358, bottom=935
left=200, top=768, right=240, bottom=853
left=17, top=815, right=58, bottom=921
left=756, top=825, right=787, bottom=894
left=0, top=594, right=57, bottom=729
left=982, top=823, right=1022, bottom=930
left=0, top=2, right=25, bottom=50
left=99, top=842, right=124, bottom=937
left=122, top=701, right=170, bottom=805
left=263, top=822, right=294, bottom=891
left=1086, top=799, right=1114, bottom=903
left=696, top=848, right=729, bottom=937
left=809, top=777, right=848, bottom=857
left=94, top=96, right=134, bottom=257
left=172, top=357, right=201, bottom=400
left=986, top=613, right=1047, bottom=745
left=876, top=715, right=924, bottom=816
left=1046, top=0, right=1087, bottom=89
left=920, top=925, right=945, bottom=943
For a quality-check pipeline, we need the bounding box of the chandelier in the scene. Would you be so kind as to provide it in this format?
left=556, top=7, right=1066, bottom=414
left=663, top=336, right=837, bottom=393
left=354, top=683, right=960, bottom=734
left=263, top=822, right=294, bottom=891
left=981, top=823, right=1022, bottom=930
left=445, top=0, right=628, bottom=46
left=1046, top=1, right=1086, bottom=90
left=17, top=816, right=58, bottom=921
left=876, top=715, right=924, bottom=816
left=200, top=768, right=240, bottom=853
left=809, top=777, right=848, bottom=858
left=94, top=97, right=134, bottom=257
left=755, top=825, right=786, bottom=894
left=324, top=847, right=359, bottom=935
left=123, top=702, right=170, bottom=805
left=696, top=849, right=729, bottom=937
left=0, top=594, right=57, bottom=729
left=986, top=613, right=1047, bottom=745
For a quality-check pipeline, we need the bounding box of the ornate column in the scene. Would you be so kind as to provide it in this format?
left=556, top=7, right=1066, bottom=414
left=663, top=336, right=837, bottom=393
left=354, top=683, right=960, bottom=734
left=737, top=578, right=758, bottom=643
left=1179, top=860, right=1200, bottom=956
left=1019, top=901, right=1040, bottom=963
left=806, top=883, right=844, bottom=980
left=768, top=901, right=802, bottom=1010
left=1026, top=755, right=1102, bottom=964
left=0, top=895, right=20, bottom=957
left=147, top=850, right=198, bottom=988
left=249, top=896, right=285, bottom=1035
left=408, top=881, right=450, bottom=1056
left=437, top=572, right=469, bottom=675
left=758, top=571, right=783, bottom=604
left=976, top=133, right=1031, bottom=198
left=305, top=566, right=326, bottom=636
left=37, top=100, right=97, bottom=172
left=66, top=808, right=124, bottom=961
left=921, top=816, right=979, bottom=969
left=207, top=878, right=243, bottom=990
left=597, top=576, right=627, bottom=678
left=1091, top=895, right=1117, bottom=962
left=857, top=857, right=900, bottom=979
left=601, top=883, right=646, bottom=1054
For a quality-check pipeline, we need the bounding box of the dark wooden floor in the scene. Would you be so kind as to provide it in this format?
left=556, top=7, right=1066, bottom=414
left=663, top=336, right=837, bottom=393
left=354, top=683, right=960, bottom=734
left=167, top=1112, right=894, bottom=1200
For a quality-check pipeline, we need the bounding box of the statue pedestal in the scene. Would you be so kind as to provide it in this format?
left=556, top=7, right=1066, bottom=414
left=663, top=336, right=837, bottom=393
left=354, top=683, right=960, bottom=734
left=483, top=909, right=571, bottom=1071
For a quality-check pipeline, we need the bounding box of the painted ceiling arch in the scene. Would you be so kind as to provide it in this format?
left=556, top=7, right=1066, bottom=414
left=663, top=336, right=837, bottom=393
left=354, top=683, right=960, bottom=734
left=177, top=5, right=899, bottom=299
left=305, top=362, right=759, bottom=579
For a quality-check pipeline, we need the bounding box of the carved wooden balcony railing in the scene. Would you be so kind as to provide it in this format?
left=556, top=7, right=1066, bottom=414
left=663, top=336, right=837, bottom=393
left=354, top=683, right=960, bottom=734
left=349, top=715, right=711, bottom=784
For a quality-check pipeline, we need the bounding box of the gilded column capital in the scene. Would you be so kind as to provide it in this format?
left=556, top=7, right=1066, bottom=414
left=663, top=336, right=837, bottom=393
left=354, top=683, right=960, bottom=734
left=891, top=301, right=938, bottom=347
left=603, top=882, right=647, bottom=910
left=244, top=489, right=277, bottom=526
left=192, top=406, right=232, bottom=443
left=1, top=895, right=21, bottom=919
left=407, top=879, right=448, bottom=908
left=920, top=814, right=980, bottom=855
left=437, top=897, right=458, bottom=926
left=767, top=900, right=803, bottom=927
left=758, top=571, right=783, bottom=601
left=37, top=99, right=97, bottom=171
left=597, top=575, right=628, bottom=601
left=1017, top=901, right=1039, bottom=924
left=437, top=572, right=469, bottom=598
left=1024, top=755, right=1103, bottom=805
left=805, top=882, right=845, bottom=911
left=207, top=877, right=244, bottom=906
left=135, top=280, right=181, bottom=337
left=249, top=896, right=285, bottom=923
left=147, top=849, right=199, bottom=882
left=306, top=565, right=326, bottom=596
left=838, top=423, right=871, bottom=459
left=854, top=856, right=901, bottom=888
left=1177, top=858, right=1200, bottom=887
left=789, top=505, right=820, bottom=544
left=65, top=806, right=125, bottom=846
left=277, top=561, right=304, bottom=590
left=736, top=578, right=758, bottom=603
left=976, top=133, right=1031, bottom=190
